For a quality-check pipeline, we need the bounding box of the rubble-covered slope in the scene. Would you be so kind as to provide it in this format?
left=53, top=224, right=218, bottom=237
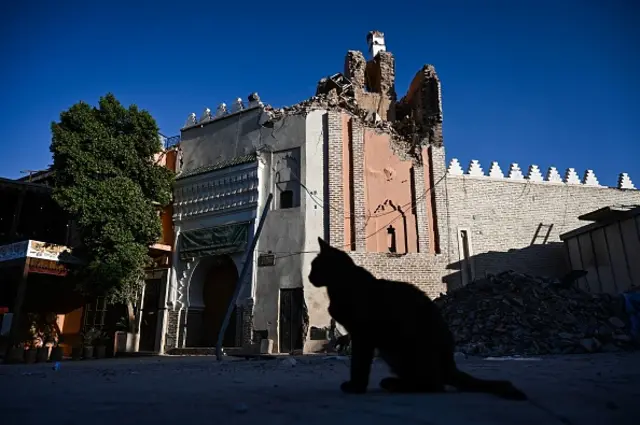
left=434, top=271, right=637, bottom=357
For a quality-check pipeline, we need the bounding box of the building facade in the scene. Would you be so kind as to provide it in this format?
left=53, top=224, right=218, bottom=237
left=162, top=31, right=640, bottom=355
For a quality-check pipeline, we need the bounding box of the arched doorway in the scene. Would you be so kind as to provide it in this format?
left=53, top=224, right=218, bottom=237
left=201, top=255, right=239, bottom=347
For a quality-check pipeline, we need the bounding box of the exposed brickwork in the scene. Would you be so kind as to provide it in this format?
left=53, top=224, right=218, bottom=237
left=344, top=51, right=366, bottom=88
left=343, top=49, right=396, bottom=121
left=398, top=65, right=444, bottom=147
left=164, top=309, right=181, bottom=352
left=366, top=51, right=396, bottom=100
left=348, top=252, right=448, bottom=299
left=428, top=145, right=448, bottom=256
left=349, top=121, right=366, bottom=251
left=327, top=111, right=344, bottom=247
left=410, top=157, right=430, bottom=252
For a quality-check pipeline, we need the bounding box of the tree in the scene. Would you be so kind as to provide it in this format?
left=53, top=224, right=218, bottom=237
left=49, top=93, right=174, bottom=312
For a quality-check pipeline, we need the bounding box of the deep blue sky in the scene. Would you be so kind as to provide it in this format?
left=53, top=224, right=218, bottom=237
left=1, top=1, right=638, bottom=187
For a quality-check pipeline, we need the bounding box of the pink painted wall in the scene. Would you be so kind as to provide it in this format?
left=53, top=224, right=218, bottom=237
left=362, top=129, right=418, bottom=253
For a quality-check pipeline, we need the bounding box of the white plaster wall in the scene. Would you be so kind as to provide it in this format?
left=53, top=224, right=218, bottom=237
left=302, top=110, right=331, bottom=332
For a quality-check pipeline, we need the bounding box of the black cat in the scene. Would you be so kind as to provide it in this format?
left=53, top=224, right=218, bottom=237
left=308, top=237, right=527, bottom=400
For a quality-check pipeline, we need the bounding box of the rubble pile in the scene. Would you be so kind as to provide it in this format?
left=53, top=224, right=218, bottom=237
left=263, top=73, right=436, bottom=161
left=265, top=90, right=392, bottom=131
left=434, top=270, right=637, bottom=357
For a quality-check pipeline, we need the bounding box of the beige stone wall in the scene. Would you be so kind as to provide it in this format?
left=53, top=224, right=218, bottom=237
left=433, top=146, right=640, bottom=291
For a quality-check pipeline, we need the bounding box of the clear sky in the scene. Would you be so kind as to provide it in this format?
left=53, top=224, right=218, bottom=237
left=1, top=1, right=638, bottom=187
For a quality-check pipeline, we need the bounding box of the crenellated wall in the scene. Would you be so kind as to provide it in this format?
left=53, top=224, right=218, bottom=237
left=446, top=158, right=636, bottom=189
left=439, top=153, right=640, bottom=291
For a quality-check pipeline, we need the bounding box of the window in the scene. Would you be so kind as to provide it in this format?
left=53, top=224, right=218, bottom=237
left=273, top=148, right=301, bottom=209
left=387, top=225, right=397, bottom=253
left=279, top=190, right=294, bottom=209
left=459, top=230, right=474, bottom=285
left=84, top=297, right=108, bottom=330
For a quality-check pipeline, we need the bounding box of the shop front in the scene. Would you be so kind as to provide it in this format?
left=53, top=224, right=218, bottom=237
left=0, top=240, right=84, bottom=362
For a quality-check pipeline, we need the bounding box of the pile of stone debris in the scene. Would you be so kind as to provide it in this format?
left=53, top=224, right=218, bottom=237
left=265, top=89, right=394, bottom=131
left=435, top=270, right=637, bottom=357
left=264, top=73, right=428, bottom=149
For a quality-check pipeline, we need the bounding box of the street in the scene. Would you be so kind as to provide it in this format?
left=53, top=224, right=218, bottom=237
left=1, top=352, right=639, bottom=425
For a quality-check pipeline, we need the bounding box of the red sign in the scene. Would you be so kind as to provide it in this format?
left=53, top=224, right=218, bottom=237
left=28, top=258, right=68, bottom=277
left=0, top=307, right=8, bottom=314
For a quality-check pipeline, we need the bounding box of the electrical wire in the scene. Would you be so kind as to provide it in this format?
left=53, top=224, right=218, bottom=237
left=259, top=171, right=447, bottom=259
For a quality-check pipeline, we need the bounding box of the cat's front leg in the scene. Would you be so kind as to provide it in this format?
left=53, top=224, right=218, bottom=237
left=341, top=334, right=375, bottom=394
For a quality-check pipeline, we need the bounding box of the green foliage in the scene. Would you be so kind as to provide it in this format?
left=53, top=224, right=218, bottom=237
left=50, top=93, right=174, bottom=304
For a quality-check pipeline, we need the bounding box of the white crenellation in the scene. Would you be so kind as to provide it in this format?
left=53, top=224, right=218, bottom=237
left=215, top=103, right=228, bottom=117
left=248, top=92, right=263, bottom=108
left=447, top=159, right=636, bottom=190
left=488, top=161, right=504, bottom=179
left=618, top=173, right=636, bottom=189
left=546, top=167, right=563, bottom=183
left=183, top=93, right=265, bottom=128
left=232, top=98, right=244, bottom=113
left=199, top=108, right=212, bottom=123
left=467, top=160, right=484, bottom=177
left=564, top=168, right=581, bottom=184
left=582, top=169, right=600, bottom=186
left=508, top=163, right=525, bottom=180
left=527, top=165, right=544, bottom=182
left=447, top=158, right=464, bottom=175
left=185, top=113, right=197, bottom=127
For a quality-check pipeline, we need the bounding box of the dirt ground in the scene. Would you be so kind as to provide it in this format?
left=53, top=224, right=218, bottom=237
left=0, top=352, right=639, bottom=425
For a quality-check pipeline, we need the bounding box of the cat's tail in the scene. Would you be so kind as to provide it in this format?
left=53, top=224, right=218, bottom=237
left=447, top=369, right=528, bottom=401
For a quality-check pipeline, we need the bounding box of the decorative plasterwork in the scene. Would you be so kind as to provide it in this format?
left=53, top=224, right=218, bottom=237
left=173, top=166, right=260, bottom=220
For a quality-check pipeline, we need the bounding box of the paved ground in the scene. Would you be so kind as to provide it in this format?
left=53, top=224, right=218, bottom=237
left=0, top=352, right=638, bottom=425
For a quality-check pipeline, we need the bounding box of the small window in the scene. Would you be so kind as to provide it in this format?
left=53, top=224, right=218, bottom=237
left=280, top=190, right=294, bottom=209
left=84, top=297, right=108, bottom=330
left=387, top=225, right=397, bottom=253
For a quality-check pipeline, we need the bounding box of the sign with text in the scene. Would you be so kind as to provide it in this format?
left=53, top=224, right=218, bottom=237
left=28, top=258, right=69, bottom=277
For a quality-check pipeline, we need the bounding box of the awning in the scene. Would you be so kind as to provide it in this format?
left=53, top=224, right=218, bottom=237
left=179, top=222, right=250, bottom=261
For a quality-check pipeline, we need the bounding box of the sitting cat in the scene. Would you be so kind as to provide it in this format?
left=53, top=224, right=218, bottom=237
left=308, top=237, right=527, bottom=400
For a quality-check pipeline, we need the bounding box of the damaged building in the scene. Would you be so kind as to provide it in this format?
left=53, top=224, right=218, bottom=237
left=163, top=30, right=640, bottom=354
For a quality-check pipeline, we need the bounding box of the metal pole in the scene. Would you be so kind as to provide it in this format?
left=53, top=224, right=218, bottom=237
left=216, top=193, right=273, bottom=361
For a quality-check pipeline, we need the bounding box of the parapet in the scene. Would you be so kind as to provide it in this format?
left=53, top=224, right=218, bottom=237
left=446, top=158, right=636, bottom=190
left=182, top=93, right=264, bottom=130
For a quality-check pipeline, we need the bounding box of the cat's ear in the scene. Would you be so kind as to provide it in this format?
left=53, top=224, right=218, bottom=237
left=318, top=237, right=331, bottom=252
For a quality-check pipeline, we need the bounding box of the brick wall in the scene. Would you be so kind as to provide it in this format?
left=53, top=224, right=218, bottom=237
left=439, top=164, right=640, bottom=290
left=348, top=252, right=448, bottom=298
left=326, top=115, right=640, bottom=300
left=323, top=111, right=449, bottom=300
left=327, top=111, right=345, bottom=247
left=349, top=121, right=366, bottom=251
left=411, top=156, right=430, bottom=252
